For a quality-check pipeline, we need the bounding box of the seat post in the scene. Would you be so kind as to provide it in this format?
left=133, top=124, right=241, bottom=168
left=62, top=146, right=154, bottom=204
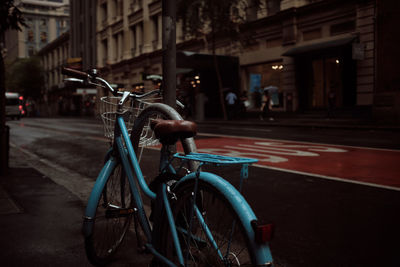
left=159, top=144, right=172, bottom=173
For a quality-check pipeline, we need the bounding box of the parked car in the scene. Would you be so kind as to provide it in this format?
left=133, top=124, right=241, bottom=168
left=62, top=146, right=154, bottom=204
left=5, top=92, right=23, bottom=120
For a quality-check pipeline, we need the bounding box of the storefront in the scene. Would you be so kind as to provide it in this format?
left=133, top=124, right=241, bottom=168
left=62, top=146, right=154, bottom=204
left=243, top=61, right=284, bottom=111
left=283, top=36, right=357, bottom=112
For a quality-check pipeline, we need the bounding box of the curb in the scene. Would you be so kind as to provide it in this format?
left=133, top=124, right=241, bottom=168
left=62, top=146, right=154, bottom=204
left=195, top=119, right=400, bottom=131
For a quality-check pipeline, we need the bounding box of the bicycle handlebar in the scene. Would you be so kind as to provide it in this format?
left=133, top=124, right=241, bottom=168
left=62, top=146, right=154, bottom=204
left=61, top=67, right=160, bottom=100
left=61, top=67, right=89, bottom=80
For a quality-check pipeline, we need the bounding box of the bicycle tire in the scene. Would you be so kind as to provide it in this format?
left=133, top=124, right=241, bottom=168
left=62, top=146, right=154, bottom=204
left=84, top=161, right=133, bottom=266
left=160, top=179, right=257, bottom=266
left=130, top=103, right=197, bottom=186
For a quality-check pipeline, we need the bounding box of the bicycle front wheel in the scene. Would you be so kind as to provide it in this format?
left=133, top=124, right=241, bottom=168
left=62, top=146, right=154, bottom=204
left=130, top=103, right=197, bottom=185
left=161, top=179, right=256, bottom=266
left=85, top=161, right=133, bottom=266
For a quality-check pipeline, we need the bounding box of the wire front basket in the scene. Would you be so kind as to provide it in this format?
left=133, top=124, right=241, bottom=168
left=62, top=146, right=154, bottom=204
left=99, top=95, right=162, bottom=140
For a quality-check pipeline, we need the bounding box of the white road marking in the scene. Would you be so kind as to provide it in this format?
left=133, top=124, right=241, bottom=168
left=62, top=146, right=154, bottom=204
left=198, top=132, right=400, bottom=152
left=253, top=163, right=400, bottom=192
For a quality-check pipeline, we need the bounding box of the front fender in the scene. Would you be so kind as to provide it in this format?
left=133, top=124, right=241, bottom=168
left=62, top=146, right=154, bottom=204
left=83, top=157, right=118, bottom=237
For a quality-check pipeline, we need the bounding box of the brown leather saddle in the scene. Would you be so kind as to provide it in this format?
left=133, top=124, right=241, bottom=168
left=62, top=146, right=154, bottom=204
left=151, top=119, right=197, bottom=145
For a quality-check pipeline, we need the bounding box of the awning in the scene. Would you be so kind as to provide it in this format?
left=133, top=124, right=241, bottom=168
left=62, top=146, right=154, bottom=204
left=282, top=36, right=356, bottom=57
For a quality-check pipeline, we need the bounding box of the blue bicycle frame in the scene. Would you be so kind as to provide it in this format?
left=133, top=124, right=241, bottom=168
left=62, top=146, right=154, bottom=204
left=83, top=113, right=274, bottom=266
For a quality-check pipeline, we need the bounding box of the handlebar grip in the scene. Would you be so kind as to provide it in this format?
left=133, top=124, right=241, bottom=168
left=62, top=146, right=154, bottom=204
left=61, top=67, right=88, bottom=79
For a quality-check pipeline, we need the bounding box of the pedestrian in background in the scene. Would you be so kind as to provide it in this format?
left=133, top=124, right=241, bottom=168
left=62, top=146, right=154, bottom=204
left=225, top=89, right=237, bottom=120
left=328, top=90, right=336, bottom=118
left=260, top=89, right=274, bottom=121
left=239, top=91, right=249, bottom=117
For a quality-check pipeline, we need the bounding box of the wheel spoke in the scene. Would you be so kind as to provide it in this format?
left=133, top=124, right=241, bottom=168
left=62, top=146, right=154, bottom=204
left=162, top=181, right=253, bottom=266
left=85, top=163, right=133, bottom=265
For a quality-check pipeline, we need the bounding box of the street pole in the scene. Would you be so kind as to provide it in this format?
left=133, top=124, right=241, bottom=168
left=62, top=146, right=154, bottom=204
left=0, top=32, right=8, bottom=176
left=162, top=0, right=176, bottom=108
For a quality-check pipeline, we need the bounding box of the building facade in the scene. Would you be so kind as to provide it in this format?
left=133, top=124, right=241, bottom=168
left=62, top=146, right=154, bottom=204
left=37, top=32, right=70, bottom=115
left=241, top=0, right=376, bottom=115
left=5, top=0, right=70, bottom=62
left=38, top=31, right=98, bottom=117
left=70, top=0, right=97, bottom=70
left=94, top=0, right=395, bottom=120
left=38, top=32, right=69, bottom=92
left=96, top=0, right=169, bottom=90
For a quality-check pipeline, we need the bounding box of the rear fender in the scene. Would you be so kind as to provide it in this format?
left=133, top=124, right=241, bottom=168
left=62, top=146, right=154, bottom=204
left=175, top=172, right=274, bottom=265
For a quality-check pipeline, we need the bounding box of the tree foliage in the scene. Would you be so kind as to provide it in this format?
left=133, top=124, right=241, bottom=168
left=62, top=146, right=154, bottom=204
left=177, top=0, right=261, bottom=119
left=0, top=0, right=25, bottom=34
left=6, top=57, right=45, bottom=100
left=1, top=0, right=26, bottom=174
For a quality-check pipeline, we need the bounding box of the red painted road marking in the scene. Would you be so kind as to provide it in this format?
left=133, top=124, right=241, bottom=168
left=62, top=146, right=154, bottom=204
left=191, top=136, right=400, bottom=189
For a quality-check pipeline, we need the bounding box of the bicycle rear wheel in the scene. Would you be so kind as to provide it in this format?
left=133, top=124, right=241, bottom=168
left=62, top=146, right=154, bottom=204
left=161, top=180, right=255, bottom=266
left=85, top=161, right=133, bottom=266
left=130, top=103, right=197, bottom=185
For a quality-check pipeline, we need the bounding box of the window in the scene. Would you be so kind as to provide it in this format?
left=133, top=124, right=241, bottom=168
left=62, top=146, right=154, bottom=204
left=130, top=26, right=136, bottom=55
left=28, top=47, right=35, bottom=56
left=101, top=3, right=108, bottom=23
left=102, top=39, right=108, bottom=64
left=303, top=28, right=321, bottom=41
left=40, top=31, right=47, bottom=42
left=27, top=30, right=34, bottom=42
left=112, top=0, right=117, bottom=18
left=118, top=0, right=123, bottom=16
left=113, top=34, right=118, bottom=60
left=138, top=23, right=143, bottom=53
left=330, top=21, right=356, bottom=36
left=117, top=33, right=124, bottom=60
left=246, top=61, right=284, bottom=109
left=267, top=0, right=281, bottom=15
left=151, top=15, right=159, bottom=50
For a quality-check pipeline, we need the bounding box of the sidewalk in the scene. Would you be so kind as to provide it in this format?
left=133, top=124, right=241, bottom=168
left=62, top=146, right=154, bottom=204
left=0, top=147, right=91, bottom=266
left=195, top=111, right=400, bottom=131
left=0, top=146, right=150, bottom=266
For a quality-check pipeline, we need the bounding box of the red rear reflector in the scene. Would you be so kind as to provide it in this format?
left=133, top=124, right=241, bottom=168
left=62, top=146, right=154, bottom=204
left=251, top=220, right=274, bottom=243
left=19, top=105, right=23, bottom=110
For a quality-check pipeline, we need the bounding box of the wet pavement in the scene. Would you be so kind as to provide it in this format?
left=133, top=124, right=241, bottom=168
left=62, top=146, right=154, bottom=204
left=0, top=149, right=90, bottom=266
left=1, top=116, right=400, bottom=266
left=0, top=146, right=152, bottom=267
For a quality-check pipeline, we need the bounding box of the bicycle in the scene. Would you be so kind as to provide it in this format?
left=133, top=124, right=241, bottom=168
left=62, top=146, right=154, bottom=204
left=62, top=67, right=274, bottom=266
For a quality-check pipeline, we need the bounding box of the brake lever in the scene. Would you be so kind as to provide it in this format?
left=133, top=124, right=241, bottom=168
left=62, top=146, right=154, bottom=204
left=176, top=99, right=185, bottom=109
left=87, top=80, right=105, bottom=88
left=64, top=77, right=84, bottom=83
left=64, top=78, right=104, bottom=89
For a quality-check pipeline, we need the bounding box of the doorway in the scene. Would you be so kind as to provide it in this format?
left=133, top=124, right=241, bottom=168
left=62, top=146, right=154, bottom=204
left=310, top=57, right=342, bottom=108
left=296, top=48, right=356, bottom=111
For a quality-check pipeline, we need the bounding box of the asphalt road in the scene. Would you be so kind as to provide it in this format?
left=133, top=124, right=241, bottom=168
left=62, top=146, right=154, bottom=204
left=6, top=117, right=400, bottom=267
